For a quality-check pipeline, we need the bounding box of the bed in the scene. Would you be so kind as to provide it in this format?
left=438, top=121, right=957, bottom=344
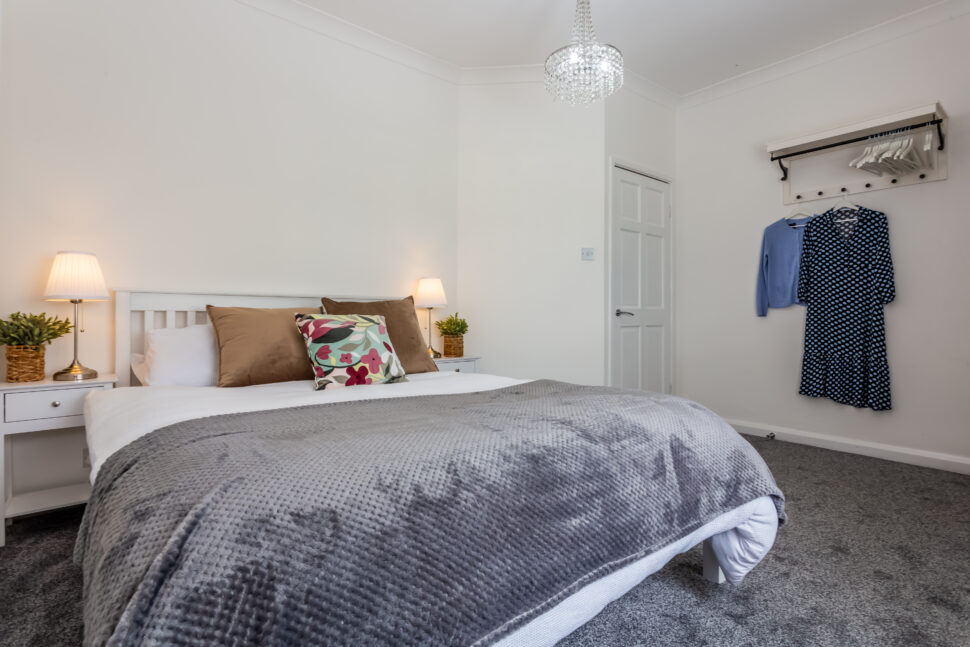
left=76, top=290, right=786, bottom=646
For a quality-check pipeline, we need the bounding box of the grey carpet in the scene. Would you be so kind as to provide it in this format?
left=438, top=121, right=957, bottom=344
left=1, top=436, right=968, bottom=647
left=0, top=506, right=84, bottom=646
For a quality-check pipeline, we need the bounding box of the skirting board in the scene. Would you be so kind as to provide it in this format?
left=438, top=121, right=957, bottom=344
left=728, top=419, right=970, bottom=475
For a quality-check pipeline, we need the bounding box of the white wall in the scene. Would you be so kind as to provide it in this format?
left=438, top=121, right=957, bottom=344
left=606, top=84, right=676, bottom=178
left=455, top=73, right=676, bottom=385
left=675, top=14, right=970, bottom=467
left=0, top=0, right=460, bottom=490
left=457, top=73, right=606, bottom=383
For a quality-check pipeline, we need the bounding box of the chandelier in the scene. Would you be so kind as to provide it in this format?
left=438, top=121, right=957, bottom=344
left=544, top=0, right=624, bottom=105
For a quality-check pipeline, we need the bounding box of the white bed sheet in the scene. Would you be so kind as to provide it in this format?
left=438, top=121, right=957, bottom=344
left=84, top=371, right=527, bottom=483
left=83, top=372, right=778, bottom=646
left=496, top=495, right=778, bottom=646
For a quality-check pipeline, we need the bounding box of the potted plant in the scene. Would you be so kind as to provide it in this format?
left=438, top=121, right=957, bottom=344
left=435, top=313, right=469, bottom=358
left=0, top=312, right=73, bottom=382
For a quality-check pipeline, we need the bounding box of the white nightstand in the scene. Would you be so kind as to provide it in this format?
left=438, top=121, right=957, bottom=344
left=434, top=357, right=480, bottom=373
left=0, top=374, right=116, bottom=547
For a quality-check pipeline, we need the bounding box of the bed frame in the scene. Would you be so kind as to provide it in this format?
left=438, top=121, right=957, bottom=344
left=114, top=290, right=391, bottom=387
left=112, top=288, right=727, bottom=584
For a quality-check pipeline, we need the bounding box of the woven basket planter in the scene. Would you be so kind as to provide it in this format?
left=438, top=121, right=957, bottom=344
left=442, top=335, right=464, bottom=358
left=6, top=345, right=45, bottom=382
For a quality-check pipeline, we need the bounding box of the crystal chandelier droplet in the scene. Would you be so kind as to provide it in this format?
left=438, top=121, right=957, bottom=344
left=544, top=0, right=624, bottom=106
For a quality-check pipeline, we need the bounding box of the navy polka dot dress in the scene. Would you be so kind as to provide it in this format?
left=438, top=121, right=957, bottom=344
left=797, top=207, right=895, bottom=410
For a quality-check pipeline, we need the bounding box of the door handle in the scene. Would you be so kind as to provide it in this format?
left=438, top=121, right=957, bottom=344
left=615, top=309, right=634, bottom=317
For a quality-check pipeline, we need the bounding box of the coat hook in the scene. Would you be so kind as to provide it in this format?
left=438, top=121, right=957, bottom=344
left=817, top=191, right=824, bottom=196
left=777, top=159, right=789, bottom=181
left=840, top=187, right=847, bottom=192
left=865, top=183, right=872, bottom=188
left=919, top=173, right=926, bottom=179
left=891, top=179, right=898, bottom=184
left=795, top=194, right=802, bottom=200
left=936, top=120, right=945, bottom=151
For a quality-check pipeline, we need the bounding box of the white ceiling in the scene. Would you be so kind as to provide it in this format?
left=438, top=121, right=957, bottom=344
left=298, top=0, right=942, bottom=95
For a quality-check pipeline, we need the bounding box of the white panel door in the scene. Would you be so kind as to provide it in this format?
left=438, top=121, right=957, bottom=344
left=609, top=167, right=672, bottom=393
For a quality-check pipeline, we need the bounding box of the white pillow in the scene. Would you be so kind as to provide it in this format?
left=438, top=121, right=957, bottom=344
left=130, top=352, right=150, bottom=385
left=133, top=324, right=219, bottom=387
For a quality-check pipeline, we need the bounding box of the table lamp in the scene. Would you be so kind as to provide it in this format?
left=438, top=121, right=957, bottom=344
left=43, top=251, right=109, bottom=381
left=413, top=277, right=447, bottom=358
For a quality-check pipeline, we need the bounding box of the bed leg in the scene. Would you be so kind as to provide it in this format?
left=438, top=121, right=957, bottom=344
left=702, top=538, right=725, bottom=584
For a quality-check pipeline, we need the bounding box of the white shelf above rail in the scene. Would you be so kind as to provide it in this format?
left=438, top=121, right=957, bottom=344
left=767, top=102, right=946, bottom=158
left=766, top=102, right=947, bottom=205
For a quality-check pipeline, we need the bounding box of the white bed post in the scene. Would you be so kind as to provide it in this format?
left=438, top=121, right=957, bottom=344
left=114, top=290, right=132, bottom=387
left=702, top=538, right=726, bottom=584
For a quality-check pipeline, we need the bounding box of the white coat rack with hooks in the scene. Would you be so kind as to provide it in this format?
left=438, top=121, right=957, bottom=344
left=766, top=102, right=948, bottom=205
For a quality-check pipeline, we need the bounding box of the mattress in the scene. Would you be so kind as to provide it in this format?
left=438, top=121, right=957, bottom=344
left=83, top=373, right=779, bottom=646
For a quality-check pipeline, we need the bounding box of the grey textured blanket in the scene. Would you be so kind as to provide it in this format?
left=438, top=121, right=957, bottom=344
left=76, top=380, right=785, bottom=646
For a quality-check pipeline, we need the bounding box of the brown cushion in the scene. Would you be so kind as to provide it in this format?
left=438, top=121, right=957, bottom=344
left=206, top=305, right=321, bottom=387
left=321, top=296, right=438, bottom=374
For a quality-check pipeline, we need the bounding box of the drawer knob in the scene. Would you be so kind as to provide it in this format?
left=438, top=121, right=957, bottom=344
left=51, top=401, right=61, bottom=408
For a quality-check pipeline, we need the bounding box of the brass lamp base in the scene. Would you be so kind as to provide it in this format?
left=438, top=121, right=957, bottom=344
left=53, top=360, right=98, bottom=381
left=424, top=307, right=441, bottom=358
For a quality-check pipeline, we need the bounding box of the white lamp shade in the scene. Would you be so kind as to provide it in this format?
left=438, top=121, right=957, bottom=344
left=43, top=251, right=109, bottom=301
left=414, top=277, right=447, bottom=308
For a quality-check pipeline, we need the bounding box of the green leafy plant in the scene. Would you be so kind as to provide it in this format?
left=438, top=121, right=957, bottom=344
left=0, top=312, right=73, bottom=348
left=435, top=312, right=469, bottom=337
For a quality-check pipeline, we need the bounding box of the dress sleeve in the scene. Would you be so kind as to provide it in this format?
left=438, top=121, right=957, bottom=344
left=756, top=231, right=769, bottom=316
left=797, top=226, right=813, bottom=304
left=873, top=215, right=895, bottom=304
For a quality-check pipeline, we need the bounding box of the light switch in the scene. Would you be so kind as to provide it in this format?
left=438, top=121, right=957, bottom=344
left=581, top=247, right=595, bottom=261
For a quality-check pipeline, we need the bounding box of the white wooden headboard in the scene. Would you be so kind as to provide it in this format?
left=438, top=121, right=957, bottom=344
left=114, top=290, right=393, bottom=386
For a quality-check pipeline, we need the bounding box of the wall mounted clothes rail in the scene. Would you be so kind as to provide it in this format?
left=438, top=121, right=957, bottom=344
left=766, top=103, right=948, bottom=205
left=771, top=118, right=944, bottom=181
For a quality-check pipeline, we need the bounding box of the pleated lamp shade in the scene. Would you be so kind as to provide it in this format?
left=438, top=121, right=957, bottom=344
left=414, top=277, right=447, bottom=308
left=43, top=251, right=109, bottom=301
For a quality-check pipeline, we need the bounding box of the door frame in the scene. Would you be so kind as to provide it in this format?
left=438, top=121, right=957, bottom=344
left=604, top=157, right=677, bottom=392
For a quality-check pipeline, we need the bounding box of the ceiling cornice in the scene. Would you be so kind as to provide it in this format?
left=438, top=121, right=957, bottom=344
left=459, top=65, right=545, bottom=87
left=623, top=71, right=680, bottom=109
left=232, top=0, right=680, bottom=110
left=458, top=64, right=678, bottom=109
left=234, top=0, right=969, bottom=113
left=232, top=0, right=462, bottom=84
left=678, top=0, right=970, bottom=110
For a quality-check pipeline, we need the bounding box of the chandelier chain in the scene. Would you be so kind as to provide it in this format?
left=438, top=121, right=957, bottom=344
left=571, top=0, right=596, bottom=44
left=545, top=0, right=624, bottom=106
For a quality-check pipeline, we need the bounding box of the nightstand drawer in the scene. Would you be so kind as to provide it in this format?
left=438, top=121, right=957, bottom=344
left=435, top=359, right=478, bottom=373
left=3, top=387, right=97, bottom=423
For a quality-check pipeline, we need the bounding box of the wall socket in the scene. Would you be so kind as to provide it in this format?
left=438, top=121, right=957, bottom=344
left=581, top=247, right=595, bottom=261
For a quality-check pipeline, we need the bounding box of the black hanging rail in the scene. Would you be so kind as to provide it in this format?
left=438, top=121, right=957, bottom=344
left=772, top=117, right=945, bottom=181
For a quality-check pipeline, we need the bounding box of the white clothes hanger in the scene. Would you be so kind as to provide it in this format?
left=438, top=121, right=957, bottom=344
left=889, top=133, right=920, bottom=173
left=849, top=138, right=873, bottom=169
left=830, top=196, right=860, bottom=223
left=854, top=127, right=931, bottom=177
left=920, top=129, right=935, bottom=169
left=855, top=134, right=889, bottom=175
left=912, top=131, right=928, bottom=168
left=785, top=207, right=813, bottom=228
left=876, top=131, right=911, bottom=174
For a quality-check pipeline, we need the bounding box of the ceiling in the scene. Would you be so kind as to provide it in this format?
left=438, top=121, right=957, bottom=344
left=299, top=0, right=942, bottom=95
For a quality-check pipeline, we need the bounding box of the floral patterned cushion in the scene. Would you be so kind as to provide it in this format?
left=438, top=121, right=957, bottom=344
left=295, top=314, right=407, bottom=390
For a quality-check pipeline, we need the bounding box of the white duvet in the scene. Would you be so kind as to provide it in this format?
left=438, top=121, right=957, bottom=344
left=84, top=372, right=778, bottom=647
